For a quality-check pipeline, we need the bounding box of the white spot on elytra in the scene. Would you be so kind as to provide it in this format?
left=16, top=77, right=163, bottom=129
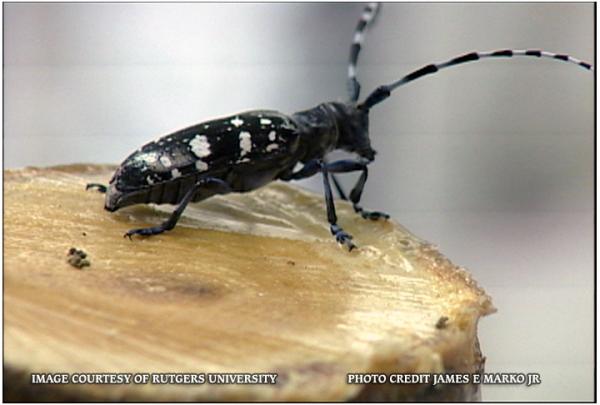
left=190, top=135, right=211, bottom=158
left=137, top=152, right=158, bottom=164
left=231, top=117, right=244, bottom=127
left=171, top=168, right=181, bottom=178
left=160, top=156, right=172, bottom=167
left=260, top=118, right=272, bottom=125
left=146, top=176, right=155, bottom=185
left=266, top=143, right=279, bottom=152
left=268, top=131, right=276, bottom=141
left=195, top=160, right=208, bottom=172
left=239, top=131, right=252, bottom=156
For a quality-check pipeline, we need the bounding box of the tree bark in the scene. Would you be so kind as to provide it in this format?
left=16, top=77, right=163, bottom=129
left=4, top=165, right=494, bottom=402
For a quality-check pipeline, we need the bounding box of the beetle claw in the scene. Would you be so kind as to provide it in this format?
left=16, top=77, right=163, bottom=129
left=331, top=225, right=357, bottom=251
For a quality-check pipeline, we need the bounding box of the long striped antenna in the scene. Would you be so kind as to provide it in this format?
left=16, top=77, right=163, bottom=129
left=347, top=2, right=381, bottom=103
left=360, top=49, right=593, bottom=110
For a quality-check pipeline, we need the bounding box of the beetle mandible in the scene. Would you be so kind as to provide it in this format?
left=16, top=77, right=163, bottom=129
left=88, top=3, right=592, bottom=251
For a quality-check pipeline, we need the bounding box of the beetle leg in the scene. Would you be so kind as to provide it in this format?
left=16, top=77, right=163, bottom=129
left=283, top=158, right=386, bottom=249
left=125, top=177, right=231, bottom=239
left=347, top=166, right=390, bottom=221
left=86, top=183, right=108, bottom=193
left=279, top=159, right=322, bottom=180
left=322, top=157, right=348, bottom=200
left=329, top=174, right=348, bottom=200
left=319, top=161, right=356, bottom=251
left=324, top=160, right=390, bottom=221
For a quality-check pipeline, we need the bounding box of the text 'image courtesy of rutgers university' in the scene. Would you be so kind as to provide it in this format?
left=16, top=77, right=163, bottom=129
left=86, top=2, right=593, bottom=251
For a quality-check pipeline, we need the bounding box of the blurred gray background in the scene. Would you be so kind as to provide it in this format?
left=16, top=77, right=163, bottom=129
left=4, top=3, right=594, bottom=401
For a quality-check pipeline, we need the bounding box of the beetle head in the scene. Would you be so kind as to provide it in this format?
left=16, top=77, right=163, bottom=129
left=329, top=102, right=376, bottom=161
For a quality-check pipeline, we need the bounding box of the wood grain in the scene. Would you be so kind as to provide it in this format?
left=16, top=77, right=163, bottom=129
left=4, top=165, right=494, bottom=401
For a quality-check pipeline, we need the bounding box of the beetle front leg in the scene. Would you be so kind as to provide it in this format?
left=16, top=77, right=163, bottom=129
left=347, top=166, right=390, bottom=221
left=283, top=158, right=382, bottom=250
left=325, top=161, right=390, bottom=221
left=125, top=177, right=231, bottom=239
left=329, top=174, right=348, bottom=200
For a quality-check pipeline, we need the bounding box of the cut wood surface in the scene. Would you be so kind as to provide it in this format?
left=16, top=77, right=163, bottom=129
left=4, top=165, right=495, bottom=402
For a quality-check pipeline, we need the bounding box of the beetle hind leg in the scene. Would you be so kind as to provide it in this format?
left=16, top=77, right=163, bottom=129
left=125, top=177, right=231, bottom=239
left=124, top=224, right=169, bottom=239
left=86, top=183, right=108, bottom=193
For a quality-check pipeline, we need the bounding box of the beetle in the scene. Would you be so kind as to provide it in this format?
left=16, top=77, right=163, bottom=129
left=88, top=3, right=592, bottom=251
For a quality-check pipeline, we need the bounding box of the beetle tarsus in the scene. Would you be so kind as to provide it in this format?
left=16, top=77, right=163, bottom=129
left=331, top=224, right=356, bottom=251
left=124, top=226, right=166, bottom=239
left=354, top=205, right=390, bottom=221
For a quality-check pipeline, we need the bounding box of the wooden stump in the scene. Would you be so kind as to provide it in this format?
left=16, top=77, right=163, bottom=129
left=4, top=165, right=494, bottom=401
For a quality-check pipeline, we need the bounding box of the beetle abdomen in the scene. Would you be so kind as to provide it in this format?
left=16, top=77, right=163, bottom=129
left=105, top=110, right=301, bottom=211
left=104, top=169, right=227, bottom=212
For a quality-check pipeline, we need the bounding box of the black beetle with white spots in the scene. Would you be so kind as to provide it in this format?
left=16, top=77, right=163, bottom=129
left=88, top=3, right=592, bottom=251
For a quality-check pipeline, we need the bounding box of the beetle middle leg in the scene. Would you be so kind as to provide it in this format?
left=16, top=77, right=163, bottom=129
left=125, top=177, right=231, bottom=239
left=320, top=161, right=357, bottom=251
left=330, top=174, right=348, bottom=200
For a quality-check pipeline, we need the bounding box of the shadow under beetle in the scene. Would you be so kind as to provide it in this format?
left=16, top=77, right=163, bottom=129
left=88, top=3, right=592, bottom=251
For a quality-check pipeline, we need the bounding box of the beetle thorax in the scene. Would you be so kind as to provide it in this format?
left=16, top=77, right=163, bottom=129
left=291, top=102, right=375, bottom=163
left=291, top=104, right=340, bottom=163
left=325, top=102, right=375, bottom=161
